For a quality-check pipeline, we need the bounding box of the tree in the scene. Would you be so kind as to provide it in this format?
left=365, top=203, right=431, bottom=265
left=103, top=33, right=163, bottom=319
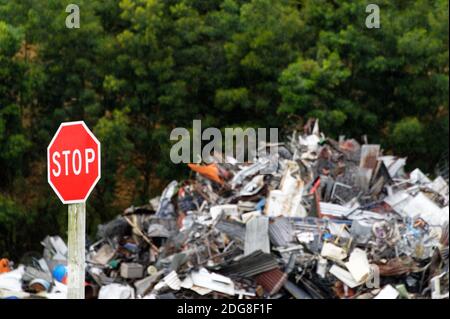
left=0, top=21, right=30, bottom=187
left=277, top=0, right=448, bottom=169
left=0, top=0, right=447, bottom=258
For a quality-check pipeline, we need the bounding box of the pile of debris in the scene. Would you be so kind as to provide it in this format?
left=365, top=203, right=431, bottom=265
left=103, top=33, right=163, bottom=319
left=1, top=119, right=448, bottom=299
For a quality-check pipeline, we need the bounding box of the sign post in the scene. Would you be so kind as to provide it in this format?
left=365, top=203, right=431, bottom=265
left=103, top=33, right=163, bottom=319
left=67, top=203, right=86, bottom=299
left=47, top=121, right=101, bottom=299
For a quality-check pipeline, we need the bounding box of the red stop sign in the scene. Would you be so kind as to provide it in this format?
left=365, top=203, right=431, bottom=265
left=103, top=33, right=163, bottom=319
left=47, top=121, right=101, bottom=204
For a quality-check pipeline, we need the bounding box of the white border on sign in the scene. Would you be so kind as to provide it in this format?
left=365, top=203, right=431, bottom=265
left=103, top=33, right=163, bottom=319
left=47, top=121, right=101, bottom=204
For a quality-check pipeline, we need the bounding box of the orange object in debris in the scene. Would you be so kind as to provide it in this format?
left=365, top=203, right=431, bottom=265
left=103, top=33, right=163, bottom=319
left=0, top=258, right=11, bottom=273
left=310, top=177, right=321, bottom=195
left=188, top=163, right=224, bottom=185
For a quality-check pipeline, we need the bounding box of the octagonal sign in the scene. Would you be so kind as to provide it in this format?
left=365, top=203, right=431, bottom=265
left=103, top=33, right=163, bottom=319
left=47, top=121, right=101, bottom=204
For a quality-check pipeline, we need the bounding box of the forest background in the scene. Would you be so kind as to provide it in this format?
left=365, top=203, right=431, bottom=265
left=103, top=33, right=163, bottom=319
left=0, top=0, right=448, bottom=259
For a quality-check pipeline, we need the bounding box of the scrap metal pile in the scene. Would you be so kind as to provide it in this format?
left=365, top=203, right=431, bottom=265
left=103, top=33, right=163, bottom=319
left=1, top=119, right=449, bottom=299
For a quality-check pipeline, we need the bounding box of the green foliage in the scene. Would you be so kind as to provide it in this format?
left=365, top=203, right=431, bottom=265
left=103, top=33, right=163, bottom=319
left=215, top=88, right=250, bottom=111
left=0, top=22, right=29, bottom=186
left=0, top=0, right=447, bottom=257
left=0, top=195, right=19, bottom=235
left=389, top=117, right=426, bottom=166
left=0, top=194, right=36, bottom=258
left=0, top=21, right=22, bottom=56
left=278, top=52, right=351, bottom=113
left=83, top=109, right=136, bottom=226
left=278, top=0, right=448, bottom=154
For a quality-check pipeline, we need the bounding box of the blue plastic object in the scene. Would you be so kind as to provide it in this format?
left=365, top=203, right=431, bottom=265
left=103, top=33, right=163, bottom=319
left=52, top=264, right=67, bottom=282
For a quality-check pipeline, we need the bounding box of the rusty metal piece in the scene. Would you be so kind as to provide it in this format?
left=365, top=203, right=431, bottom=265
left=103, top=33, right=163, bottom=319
left=255, top=268, right=287, bottom=296
left=376, top=256, right=421, bottom=276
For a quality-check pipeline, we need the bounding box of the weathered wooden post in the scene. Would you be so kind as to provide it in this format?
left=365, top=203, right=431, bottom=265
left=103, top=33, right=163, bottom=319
left=47, top=121, right=101, bottom=299
left=67, top=203, right=86, bottom=298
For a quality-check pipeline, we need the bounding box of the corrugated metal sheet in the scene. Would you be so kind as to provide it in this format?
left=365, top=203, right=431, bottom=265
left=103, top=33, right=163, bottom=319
left=255, top=268, right=287, bottom=295
left=319, top=202, right=352, bottom=217
left=163, top=271, right=181, bottom=290
left=215, top=219, right=246, bottom=243
left=269, top=217, right=293, bottom=247
left=220, top=250, right=279, bottom=277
